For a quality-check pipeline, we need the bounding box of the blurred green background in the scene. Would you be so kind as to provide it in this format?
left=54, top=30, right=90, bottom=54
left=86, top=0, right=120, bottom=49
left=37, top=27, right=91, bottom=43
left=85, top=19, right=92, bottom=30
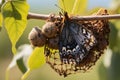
left=0, top=0, right=120, bottom=80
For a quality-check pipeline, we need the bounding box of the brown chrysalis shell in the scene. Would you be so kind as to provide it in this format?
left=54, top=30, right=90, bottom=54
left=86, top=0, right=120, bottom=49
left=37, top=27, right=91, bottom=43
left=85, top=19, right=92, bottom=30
left=28, top=27, right=46, bottom=47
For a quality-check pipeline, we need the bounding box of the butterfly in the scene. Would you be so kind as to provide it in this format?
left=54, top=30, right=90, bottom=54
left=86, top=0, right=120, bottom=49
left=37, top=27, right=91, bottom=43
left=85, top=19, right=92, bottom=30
left=44, top=11, right=97, bottom=77
left=44, top=9, right=110, bottom=77
left=59, top=12, right=97, bottom=65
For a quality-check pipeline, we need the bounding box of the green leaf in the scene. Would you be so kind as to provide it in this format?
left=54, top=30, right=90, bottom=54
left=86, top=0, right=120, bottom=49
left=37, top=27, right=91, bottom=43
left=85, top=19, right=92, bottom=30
left=17, top=57, right=27, bottom=73
left=27, top=47, right=46, bottom=70
left=72, top=0, right=87, bottom=15
left=58, top=0, right=87, bottom=15
left=58, top=0, right=75, bottom=14
left=21, top=47, right=45, bottom=80
left=2, top=0, right=29, bottom=54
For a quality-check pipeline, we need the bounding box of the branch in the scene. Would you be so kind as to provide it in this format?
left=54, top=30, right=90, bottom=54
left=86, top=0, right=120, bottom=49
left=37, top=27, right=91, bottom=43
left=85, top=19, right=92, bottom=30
left=27, top=12, right=120, bottom=21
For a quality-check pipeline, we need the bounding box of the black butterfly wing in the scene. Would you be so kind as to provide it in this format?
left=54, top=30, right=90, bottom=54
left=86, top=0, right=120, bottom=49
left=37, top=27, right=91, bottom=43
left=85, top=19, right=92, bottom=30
left=59, top=21, right=77, bottom=60
left=59, top=21, right=97, bottom=65
left=70, top=22, right=97, bottom=62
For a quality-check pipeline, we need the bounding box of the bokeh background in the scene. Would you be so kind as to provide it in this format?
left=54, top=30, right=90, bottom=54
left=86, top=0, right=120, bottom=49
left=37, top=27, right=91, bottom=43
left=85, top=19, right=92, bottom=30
left=0, top=0, right=120, bottom=80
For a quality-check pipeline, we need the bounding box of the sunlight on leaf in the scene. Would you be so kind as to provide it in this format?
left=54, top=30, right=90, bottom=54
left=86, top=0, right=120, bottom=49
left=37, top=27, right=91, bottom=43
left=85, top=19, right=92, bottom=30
left=58, top=0, right=87, bottom=15
left=58, top=0, right=75, bottom=14
left=2, top=0, right=29, bottom=54
left=27, top=47, right=45, bottom=70
left=22, top=47, right=45, bottom=80
left=72, top=0, right=87, bottom=15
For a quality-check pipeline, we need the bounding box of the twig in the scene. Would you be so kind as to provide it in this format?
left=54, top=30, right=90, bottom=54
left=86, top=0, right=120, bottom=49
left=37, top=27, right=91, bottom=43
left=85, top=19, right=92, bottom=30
left=27, top=12, right=120, bottom=21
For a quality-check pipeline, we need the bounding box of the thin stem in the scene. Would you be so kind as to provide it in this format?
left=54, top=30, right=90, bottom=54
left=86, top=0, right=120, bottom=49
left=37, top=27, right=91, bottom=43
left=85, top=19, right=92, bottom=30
left=27, top=12, right=120, bottom=21
left=71, top=14, right=120, bottom=21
